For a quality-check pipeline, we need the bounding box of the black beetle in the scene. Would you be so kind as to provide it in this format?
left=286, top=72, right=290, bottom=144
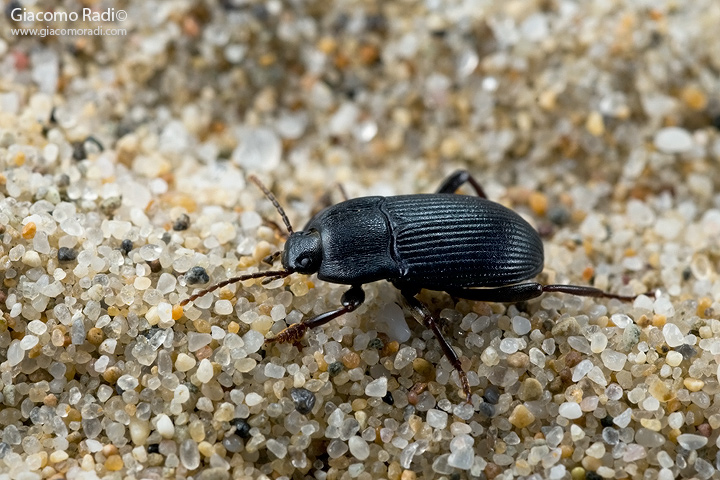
left=180, top=170, right=642, bottom=402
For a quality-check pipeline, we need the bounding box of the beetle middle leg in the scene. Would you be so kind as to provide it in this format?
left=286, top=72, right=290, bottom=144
left=445, top=283, right=638, bottom=303
left=400, top=289, right=473, bottom=403
left=266, top=285, right=365, bottom=344
left=436, top=169, right=487, bottom=198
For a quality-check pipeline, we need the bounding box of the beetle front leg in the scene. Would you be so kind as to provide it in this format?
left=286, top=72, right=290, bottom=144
left=401, top=289, right=472, bottom=403
left=436, top=169, right=487, bottom=198
left=266, top=285, right=365, bottom=344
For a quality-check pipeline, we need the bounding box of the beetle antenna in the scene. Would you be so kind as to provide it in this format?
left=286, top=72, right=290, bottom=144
left=248, top=175, right=294, bottom=234
left=179, top=269, right=291, bottom=306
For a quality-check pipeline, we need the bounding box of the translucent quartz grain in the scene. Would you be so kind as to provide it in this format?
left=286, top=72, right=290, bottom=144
left=210, top=222, right=236, bottom=244
left=663, top=324, right=684, bottom=347
left=139, top=244, right=162, bottom=261
left=156, top=273, right=176, bottom=293
left=175, top=353, right=197, bottom=372
left=327, top=439, right=348, bottom=459
left=266, top=439, right=287, bottom=459
left=187, top=332, right=211, bottom=352
left=377, top=303, right=411, bottom=342
left=558, top=402, right=582, bottom=419
left=567, top=336, right=591, bottom=354
left=129, top=419, right=150, bottom=446
left=21, top=250, right=41, bottom=267
left=270, top=304, right=286, bottom=321
left=447, top=434, right=474, bottom=469
left=635, top=428, right=664, bottom=448
left=427, top=409, right=448, bottom=429
left=549, top=465, right=566, bottom=479
left=654, top=127, right=694, bottom=153
left=393, top=347, right=417, bottom=369
left=196, top=359, right=213, bottom=383
left=499, top=338, right=521, bottom=354
left=365, top=377, right=388, bottom=397
left=400, top=442, right=422, bottom=469
left=214, top=299, right=233, bottom=315
left=153, top=302, right=172, bottom=327
left=453, top=403, right=474, bottom=421
left=529, top=348, right=545, bottom=367
left=614, top=409, right=632, bottom=428
left=570, top=425, right=585, bottom=441
left=134, top=276, right=152, bottom=290
left=339, top=419, right=360, bottom=440
left=481, top=347, right=500, bottom=366
left=70, top=317, right=86, bottom=344
left=264, top=363, right=286, bottom=379
left=542, top=338, right=556, bottom=354
left=590, top=333, right=608, bottom=353
left=666, top=351, right=683, bottom=366
left=602, top=427, right=620, bottom=445
left=677, top=434, right=708, bottom=450
left=242, top=330, right=264, bottom=353
left=610, top=313, right=632, bottom=328
left=572, top=360, right=593, bottom=381
left=511, top=316, right=531, bottom=335
left=587, top=367, right=607, bottom=386
left=694, top=458, right=714, bottom=478
left=348, top=436, right=369, bottom=460
left=179, top=439, right=200, bottom=469
left=601, top=350, right=627, bottom=371
left=232, top=128, right=282, bottom=172
left=19, top=335, right=39, bottom=350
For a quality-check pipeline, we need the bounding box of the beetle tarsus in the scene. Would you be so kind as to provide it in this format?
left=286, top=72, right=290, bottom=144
left=460, top=374, right=472, bottom=403
left=266, top=285, right=365, bottom=344
left=266, top=322, right=309, bottom=344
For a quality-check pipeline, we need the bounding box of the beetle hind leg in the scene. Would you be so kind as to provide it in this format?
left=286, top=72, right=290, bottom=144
left=401, top=289, right=472, bottom=403
left=266, top=285, right=365, bottom=344
left=540, top=284, right=639, bottom=301
left=446, top=283, right=643, bottom=303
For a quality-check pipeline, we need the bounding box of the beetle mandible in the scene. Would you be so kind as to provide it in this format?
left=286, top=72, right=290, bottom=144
left=181, top=170, right=643, bottom=402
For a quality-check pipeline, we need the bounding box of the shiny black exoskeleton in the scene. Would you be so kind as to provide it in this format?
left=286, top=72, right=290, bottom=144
left=183, top=170, right=640, bottom=402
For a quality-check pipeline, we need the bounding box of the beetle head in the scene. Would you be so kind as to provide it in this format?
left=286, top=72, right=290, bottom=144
left=283, top=230, right=322, bottom=274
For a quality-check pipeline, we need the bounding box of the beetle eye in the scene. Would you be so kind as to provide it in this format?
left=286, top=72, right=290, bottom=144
left=298, top=256, right=311, bottom=268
